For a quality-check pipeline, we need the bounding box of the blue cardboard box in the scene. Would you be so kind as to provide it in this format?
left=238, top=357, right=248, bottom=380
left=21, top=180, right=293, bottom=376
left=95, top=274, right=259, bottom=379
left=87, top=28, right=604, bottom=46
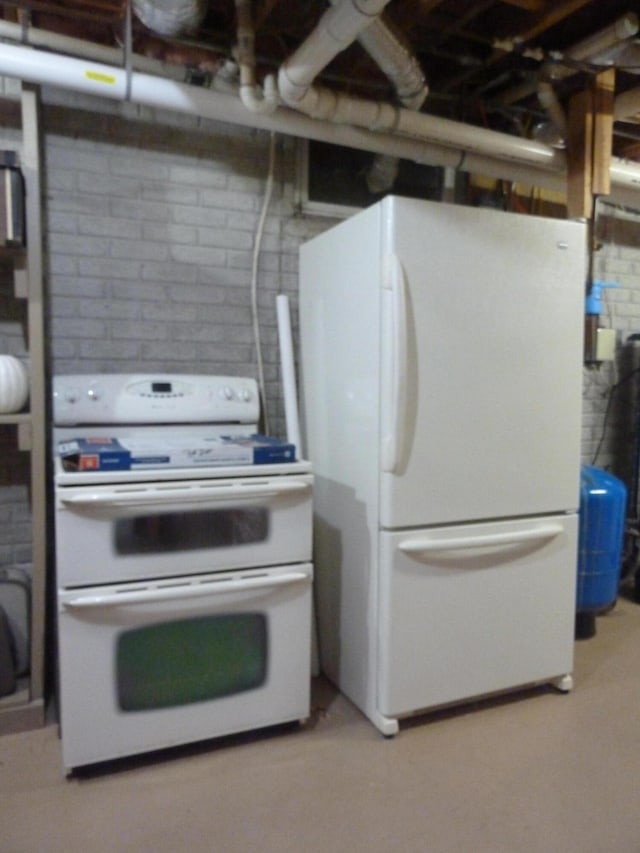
left=58, top=434, right=296, bottom=471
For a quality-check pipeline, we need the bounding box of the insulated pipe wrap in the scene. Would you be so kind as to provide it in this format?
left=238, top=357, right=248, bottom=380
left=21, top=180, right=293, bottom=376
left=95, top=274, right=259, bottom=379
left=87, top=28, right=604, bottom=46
left=133, top=0, right=207, bottom=36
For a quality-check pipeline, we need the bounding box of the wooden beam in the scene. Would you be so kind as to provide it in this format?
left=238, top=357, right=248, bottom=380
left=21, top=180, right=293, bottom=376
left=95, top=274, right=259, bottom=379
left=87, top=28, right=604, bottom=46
left=255, top=0, right=283, bottom=29
left=416, top=0, right=448, bottom=13
left=440, top=0, right=593, bottom=96
left=515, top=0, right=594, bottom=44
left=498, top=0, right=545, bottom=11
left=566, top=69, right=615, bottom=217
left=592, top=67, right=615, bottom=197
left=566, top=86, right=594, bottom=219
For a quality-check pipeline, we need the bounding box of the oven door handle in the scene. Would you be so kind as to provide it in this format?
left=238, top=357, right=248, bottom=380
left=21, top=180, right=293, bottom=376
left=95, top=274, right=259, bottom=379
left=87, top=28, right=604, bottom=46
left=62, top=570, right=311, bottom=609
left=60, top=480, right=310, bottom=509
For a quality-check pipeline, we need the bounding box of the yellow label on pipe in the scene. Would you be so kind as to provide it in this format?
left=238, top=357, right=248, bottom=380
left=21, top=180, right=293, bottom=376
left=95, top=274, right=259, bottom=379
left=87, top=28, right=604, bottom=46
left=85, top=70, right=117, bottom=85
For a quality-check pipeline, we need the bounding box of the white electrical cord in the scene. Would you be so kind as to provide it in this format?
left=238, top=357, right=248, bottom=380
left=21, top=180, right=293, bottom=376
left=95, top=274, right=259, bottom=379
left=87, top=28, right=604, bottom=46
left=251, top=131, right=276, bottom=435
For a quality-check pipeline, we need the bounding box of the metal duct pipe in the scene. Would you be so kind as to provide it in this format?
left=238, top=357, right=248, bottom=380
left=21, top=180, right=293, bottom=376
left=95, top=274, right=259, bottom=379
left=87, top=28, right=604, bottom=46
left=133, top=0, right=206, bottom=37
left=2, top=42, right=640, bottom=201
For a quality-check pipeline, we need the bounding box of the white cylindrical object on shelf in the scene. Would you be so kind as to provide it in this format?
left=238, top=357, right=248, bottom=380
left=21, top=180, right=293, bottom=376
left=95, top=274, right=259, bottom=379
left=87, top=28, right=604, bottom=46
left=276, top=295, right=302, bottom=457
left=0, top=356, right=29, bottom=413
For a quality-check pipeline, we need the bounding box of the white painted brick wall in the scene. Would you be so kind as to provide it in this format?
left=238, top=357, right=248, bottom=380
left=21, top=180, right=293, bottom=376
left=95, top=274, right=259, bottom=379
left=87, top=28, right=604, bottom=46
left=41, top=89, right=327, bottom=441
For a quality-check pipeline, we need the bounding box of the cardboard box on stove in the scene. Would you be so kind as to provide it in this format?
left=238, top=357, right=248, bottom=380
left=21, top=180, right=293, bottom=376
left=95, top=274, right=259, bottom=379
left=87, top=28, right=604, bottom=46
left=58, top=434, right=297, bottom=472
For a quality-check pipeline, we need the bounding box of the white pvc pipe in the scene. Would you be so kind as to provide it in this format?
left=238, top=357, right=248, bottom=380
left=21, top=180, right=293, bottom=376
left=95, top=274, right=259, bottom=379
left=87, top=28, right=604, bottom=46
left=0, top=42, right=556, bottom=180
left=0, top=19, right=123, bottom=66
left=395, top=106, right=560, bottom=167
left=566, top=12, right=639, bottom=64
left=354, top=17, right=428, bottom=109
left=278, top=75, right=564, bottom=169
left=275, top=291, right=316, bottom=675
left=276, top=0, right=560, bottom=169
left=615, top=85, right=640, bottom=121
left=278, top=0, right=390, bottom=103
left=2, top=42, right=640, bottom=198
left=276, top=295, right=302, bottom=456
left=0, top=42, right=129, bottom=98
left=538, top=81, right=567, bottom=138
left=0, top=18, right=195, bottom=84
left=500, top=12, right=639, bottom=106
left=235, top=0, right=279, bottom=114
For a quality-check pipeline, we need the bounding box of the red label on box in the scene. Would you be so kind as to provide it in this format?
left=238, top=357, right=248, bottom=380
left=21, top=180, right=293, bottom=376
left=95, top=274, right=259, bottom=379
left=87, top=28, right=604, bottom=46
left=79, top=455, right=100, bottom=470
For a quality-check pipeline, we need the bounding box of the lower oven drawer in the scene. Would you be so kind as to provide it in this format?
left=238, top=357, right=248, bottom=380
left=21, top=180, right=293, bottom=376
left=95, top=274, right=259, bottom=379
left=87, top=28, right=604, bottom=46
left=55, top=473, right=313, bottom=586
left=57, top=563, right=313, bottom=770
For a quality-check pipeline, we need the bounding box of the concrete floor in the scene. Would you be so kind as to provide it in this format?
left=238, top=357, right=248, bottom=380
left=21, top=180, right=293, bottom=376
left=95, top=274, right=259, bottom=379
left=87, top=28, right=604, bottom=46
left=1, top=592, right=640, bottom=853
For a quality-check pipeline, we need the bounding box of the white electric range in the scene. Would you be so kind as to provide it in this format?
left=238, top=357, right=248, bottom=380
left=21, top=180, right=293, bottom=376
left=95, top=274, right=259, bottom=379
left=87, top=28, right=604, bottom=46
left=52, top=373, right=313, bottom=772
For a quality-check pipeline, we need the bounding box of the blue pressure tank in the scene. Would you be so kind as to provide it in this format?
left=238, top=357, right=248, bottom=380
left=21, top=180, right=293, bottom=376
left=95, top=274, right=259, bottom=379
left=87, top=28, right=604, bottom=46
left=576, top=465, right=627, bottom=638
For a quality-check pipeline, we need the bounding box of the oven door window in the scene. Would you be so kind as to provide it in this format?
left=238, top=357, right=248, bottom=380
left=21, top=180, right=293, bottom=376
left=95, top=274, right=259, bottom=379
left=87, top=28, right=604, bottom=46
left=114, top=508, right=269, bottom=555
left=116, top=613, right=267, bottom=711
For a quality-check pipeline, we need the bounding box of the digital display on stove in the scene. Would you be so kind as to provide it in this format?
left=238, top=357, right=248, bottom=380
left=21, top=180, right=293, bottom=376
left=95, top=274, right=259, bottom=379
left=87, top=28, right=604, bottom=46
left=151, top=382, right=172, bottom=393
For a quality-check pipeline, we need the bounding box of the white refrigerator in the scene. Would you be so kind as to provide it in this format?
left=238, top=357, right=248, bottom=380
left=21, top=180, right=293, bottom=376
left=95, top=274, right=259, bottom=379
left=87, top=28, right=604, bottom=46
left=299, top=195, right=586, bottom=736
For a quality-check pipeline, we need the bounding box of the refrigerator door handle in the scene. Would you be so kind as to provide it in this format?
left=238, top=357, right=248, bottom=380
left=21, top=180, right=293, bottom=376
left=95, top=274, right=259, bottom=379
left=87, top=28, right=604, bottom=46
left=399, top=523, right=564, bottom=555
left=382, top=253, right=409, bottom=473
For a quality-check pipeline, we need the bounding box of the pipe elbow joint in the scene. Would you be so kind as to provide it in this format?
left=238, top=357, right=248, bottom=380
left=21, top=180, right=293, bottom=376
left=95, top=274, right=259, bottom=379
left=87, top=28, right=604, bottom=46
left=277, top=65, right=308, bottom=107
left=398, top=83, right=429, bottom=111
left=351, top=0, right=391, bottom=18
left=240, top=74, right=279, bottom=114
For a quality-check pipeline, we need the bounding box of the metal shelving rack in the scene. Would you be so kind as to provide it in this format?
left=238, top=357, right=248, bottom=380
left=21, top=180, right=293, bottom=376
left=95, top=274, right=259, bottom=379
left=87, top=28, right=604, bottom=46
left=0, top=83, right=47, bottom=733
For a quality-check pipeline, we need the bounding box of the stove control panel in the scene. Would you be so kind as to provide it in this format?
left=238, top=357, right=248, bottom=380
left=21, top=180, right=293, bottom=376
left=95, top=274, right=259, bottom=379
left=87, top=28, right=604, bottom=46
left=53, top=374, right=260, bottom=425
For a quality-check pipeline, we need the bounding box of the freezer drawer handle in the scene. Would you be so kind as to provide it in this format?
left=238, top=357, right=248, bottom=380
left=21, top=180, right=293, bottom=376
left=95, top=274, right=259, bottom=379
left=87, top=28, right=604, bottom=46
left=399, top=523, right=564, bottom=554
left=62, top=570, right=311, bottom=609
left=61, top=480, right=310, bottom=509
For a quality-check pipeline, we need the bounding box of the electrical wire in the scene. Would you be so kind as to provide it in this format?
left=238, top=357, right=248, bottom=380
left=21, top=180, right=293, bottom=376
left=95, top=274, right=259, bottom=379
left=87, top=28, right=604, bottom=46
left=251, top=130, right=276, bottom=436
left=591, top=364, right=640, bottom=466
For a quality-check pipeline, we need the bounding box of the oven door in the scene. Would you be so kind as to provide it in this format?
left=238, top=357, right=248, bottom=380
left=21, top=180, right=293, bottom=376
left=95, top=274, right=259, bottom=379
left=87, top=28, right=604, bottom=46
left=57, top=563, right=313, bottom=770
left=55, top=473, right=313, bottom=586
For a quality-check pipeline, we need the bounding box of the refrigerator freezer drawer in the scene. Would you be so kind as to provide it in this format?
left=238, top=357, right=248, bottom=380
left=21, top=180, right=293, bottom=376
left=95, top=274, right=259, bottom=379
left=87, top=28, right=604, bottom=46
left=377, top=514, right=578, bottom=718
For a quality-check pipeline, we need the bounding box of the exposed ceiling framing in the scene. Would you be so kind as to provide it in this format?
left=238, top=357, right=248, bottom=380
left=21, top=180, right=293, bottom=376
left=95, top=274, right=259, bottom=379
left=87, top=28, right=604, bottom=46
left=2, top=1, right=640, bottom=203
